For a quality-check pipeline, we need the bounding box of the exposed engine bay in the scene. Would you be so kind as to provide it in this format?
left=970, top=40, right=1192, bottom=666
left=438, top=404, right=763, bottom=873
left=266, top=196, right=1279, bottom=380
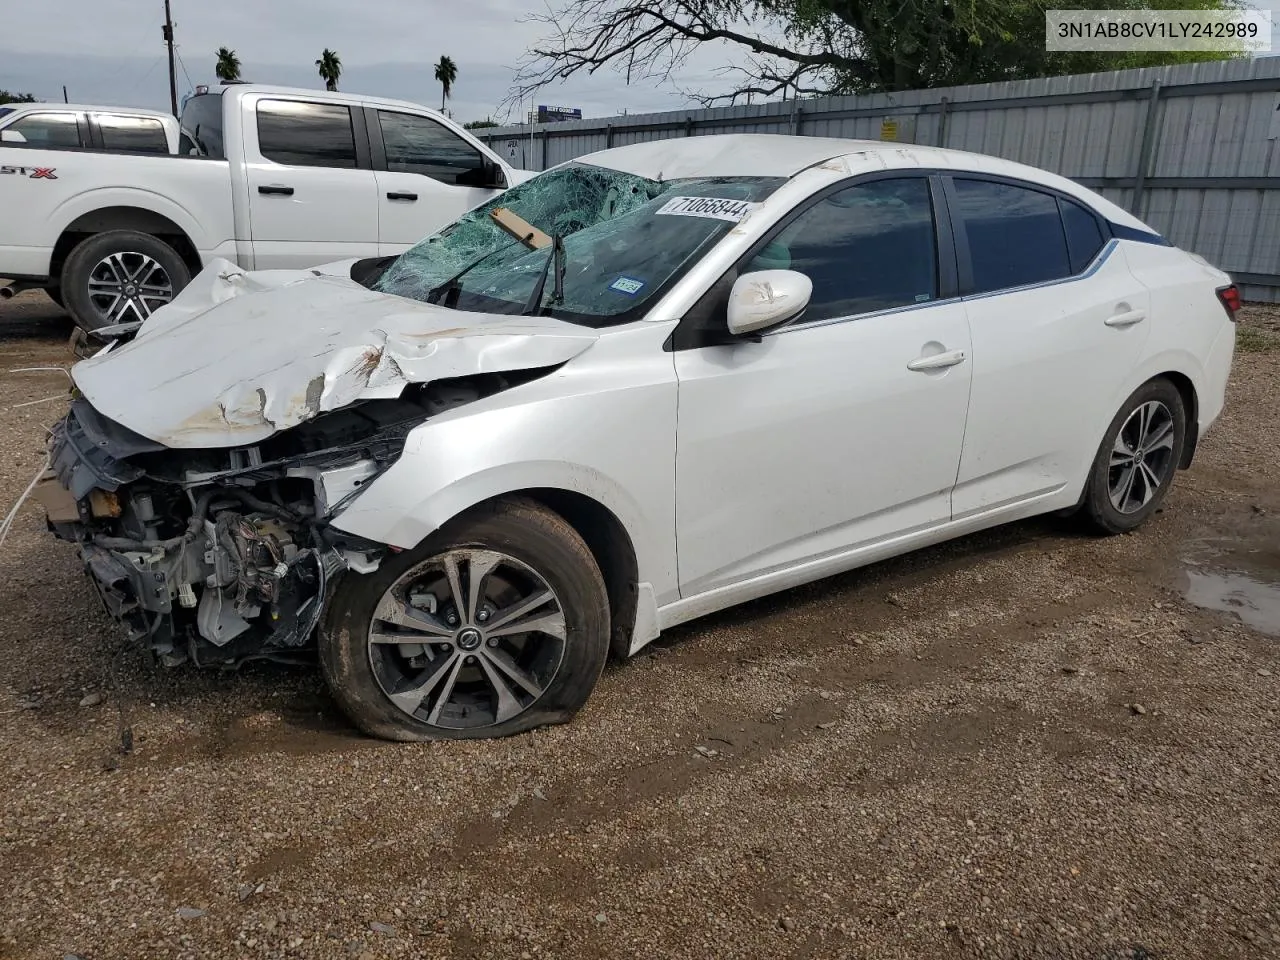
left=37, top=373, right=526, bottom=667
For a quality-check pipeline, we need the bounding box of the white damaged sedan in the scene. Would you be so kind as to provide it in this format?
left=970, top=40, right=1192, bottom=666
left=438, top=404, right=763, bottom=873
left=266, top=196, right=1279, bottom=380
left=37, top=134, right=1238, bottom=740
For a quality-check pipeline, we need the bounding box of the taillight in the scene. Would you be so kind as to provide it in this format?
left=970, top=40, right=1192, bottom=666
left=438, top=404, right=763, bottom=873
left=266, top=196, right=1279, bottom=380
left=1217, top=284, right=1241, bottom=320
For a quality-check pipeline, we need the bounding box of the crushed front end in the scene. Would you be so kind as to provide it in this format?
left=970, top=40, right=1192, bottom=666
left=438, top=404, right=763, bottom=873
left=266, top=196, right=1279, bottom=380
left=35, top=381, right=487, bottom=667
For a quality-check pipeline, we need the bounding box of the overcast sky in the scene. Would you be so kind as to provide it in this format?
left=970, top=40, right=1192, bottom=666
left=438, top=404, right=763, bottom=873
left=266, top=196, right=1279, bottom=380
left=0, top=0, right=740, bottom=123
left=3, top=0, right=1278, bottom=124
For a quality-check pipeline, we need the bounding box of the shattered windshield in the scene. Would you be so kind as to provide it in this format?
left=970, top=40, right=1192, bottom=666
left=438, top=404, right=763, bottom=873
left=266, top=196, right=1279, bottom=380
left=372, top=162, right=785, bottom=327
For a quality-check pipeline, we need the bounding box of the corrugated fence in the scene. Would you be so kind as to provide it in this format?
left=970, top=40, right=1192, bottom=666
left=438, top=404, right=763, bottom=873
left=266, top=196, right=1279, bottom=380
left=478, top=58, right=1280, bottom=301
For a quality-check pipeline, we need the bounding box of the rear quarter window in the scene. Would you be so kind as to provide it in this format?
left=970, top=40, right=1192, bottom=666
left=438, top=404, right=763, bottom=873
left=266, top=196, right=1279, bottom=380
left=1059, top=198, right=1106, bottom=274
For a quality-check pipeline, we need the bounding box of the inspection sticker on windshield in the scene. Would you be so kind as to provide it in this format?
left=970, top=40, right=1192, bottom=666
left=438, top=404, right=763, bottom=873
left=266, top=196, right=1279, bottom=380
left=656, top=196, right=760, bottom=222
left=610, top=276, right=646, bottom=295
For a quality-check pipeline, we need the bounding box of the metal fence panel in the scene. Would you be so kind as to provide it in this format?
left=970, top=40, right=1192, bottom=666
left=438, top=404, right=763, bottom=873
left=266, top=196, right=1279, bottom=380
left=479, top=58, right=1280, bottom=300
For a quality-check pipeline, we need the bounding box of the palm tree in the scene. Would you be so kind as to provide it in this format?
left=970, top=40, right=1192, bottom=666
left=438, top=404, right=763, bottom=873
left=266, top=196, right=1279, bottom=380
left=434, top=55, right=457, bottom=111
left=214, top=47, right=241, bottom=83
left=316, top=49, right=342, bottom=92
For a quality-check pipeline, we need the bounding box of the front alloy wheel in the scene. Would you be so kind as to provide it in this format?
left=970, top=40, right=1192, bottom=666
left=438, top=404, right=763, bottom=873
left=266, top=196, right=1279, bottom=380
left=320, top=498, right=610, bottom=741
left=368, top=549, right=568, bottom=730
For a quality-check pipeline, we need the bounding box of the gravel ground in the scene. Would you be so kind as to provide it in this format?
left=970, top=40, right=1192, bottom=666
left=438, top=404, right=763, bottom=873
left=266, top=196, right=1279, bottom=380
left=1, top=290, right=1278, bottom=960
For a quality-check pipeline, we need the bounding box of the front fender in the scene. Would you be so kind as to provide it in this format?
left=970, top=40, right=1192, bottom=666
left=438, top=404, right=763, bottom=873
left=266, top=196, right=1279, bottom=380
left=334, top=458, right=647, bottom=551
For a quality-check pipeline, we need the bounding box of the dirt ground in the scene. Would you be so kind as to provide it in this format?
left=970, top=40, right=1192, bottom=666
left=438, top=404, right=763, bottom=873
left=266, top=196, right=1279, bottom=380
left=1, top=291, right=1278, bottom=960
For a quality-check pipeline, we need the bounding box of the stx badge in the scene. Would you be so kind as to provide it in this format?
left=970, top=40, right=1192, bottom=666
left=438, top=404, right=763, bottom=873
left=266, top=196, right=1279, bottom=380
left=0, top=166, right=58, bottom=179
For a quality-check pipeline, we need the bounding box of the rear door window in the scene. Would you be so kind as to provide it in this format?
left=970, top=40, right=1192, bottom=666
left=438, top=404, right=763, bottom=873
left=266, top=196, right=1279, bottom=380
left=4, top=112, right=83, bottom=148
left=951, top=178, right=1072, bottom=294
left=94, top=114, right=169, bottom=153
left=256, top=100, right=357, bottom=168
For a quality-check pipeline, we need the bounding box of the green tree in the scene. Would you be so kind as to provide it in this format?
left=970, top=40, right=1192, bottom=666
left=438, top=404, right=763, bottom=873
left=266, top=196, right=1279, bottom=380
left=464, top=117, right=498, bottom=129
left=514, top=0, right=1244, bottom=104
left=215, top=47, right=241, bottom=82
left=434, top=55, right=458, bottom=111
left=316, top=48, right=342, bottom=92
left=0, top=90, right=37, bottom=105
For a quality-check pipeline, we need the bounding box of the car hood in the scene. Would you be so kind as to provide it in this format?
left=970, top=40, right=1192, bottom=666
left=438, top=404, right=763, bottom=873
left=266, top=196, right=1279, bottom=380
left=71, top=258, right=600, bottom=448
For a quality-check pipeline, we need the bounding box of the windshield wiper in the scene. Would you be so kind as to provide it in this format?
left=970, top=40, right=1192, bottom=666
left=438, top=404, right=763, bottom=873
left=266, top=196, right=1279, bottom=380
left=522, top=235, right=565, bottom=316
left=425, top=238, right=521, bottom=308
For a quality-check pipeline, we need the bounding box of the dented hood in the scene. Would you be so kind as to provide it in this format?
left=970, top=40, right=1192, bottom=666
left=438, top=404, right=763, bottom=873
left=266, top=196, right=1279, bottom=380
left=71, top=259, right=599, bottom=448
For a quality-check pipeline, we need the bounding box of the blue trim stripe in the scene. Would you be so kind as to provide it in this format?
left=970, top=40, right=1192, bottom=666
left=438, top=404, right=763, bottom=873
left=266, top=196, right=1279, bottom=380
left=1110, top=222, right=1171, bottom=246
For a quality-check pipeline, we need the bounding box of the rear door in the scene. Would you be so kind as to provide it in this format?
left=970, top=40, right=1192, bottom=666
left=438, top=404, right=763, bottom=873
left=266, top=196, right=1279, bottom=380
left=367, top=108, right=505, bottom=255
left=947, top=175, right=1152, bottom=517
left=241, top=97, right=379, bottom=270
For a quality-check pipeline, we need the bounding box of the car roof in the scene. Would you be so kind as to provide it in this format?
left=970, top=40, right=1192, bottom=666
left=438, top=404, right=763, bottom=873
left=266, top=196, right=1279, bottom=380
left=578, top=134, right=1149, bottom=231
left=3, top=102, right=175, bottom=120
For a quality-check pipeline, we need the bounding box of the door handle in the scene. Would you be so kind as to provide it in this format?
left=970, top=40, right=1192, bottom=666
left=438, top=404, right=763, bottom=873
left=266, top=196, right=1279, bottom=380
left=386, top=191, right=418, bottom=202
left=1105, top=309, right=1146, bottom=327
left=907, top=349, right=967, bottom=372
left=258, top=184, right=294, bottom=196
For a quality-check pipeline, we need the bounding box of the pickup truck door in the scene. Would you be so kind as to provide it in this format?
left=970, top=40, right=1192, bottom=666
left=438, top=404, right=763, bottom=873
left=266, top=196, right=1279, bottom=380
left=367, top=108, right=507, bottom=255
left=241, top=97, right=379, bottom=270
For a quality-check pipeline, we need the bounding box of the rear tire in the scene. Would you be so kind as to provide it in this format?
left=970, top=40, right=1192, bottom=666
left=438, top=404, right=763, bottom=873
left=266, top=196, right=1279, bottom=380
left=60, top=230, right=190, bottom=333
left=43, top=286, right=64, bottom=309
left=1082, top=379, right=1187, bottom=535
left=319, top=498, right=611, bottom=741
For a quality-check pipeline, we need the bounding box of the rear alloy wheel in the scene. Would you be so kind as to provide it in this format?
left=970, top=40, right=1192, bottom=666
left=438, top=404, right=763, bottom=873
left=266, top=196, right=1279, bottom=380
left=320, top=498, right=610, bottom=741
left=1083, top=379, right=1186, bottom=534
left=60, top=230, right=190, bottom=333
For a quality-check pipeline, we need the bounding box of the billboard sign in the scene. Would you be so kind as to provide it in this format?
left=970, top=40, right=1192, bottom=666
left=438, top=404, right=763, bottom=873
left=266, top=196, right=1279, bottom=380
left=537, top=105, right=583, bottom=123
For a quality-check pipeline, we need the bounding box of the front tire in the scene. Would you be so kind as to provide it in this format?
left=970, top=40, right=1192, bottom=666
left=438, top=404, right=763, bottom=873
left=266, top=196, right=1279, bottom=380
left=319, top=498, right=611, bottom=741
left=1082, top=379, right=1187, bottom=535
left=60, top=230, right=190, bottom=333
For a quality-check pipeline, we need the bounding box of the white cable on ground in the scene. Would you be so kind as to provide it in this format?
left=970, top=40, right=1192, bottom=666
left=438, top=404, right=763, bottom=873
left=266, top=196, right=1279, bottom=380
left=0, top=457, right=52, bottom=550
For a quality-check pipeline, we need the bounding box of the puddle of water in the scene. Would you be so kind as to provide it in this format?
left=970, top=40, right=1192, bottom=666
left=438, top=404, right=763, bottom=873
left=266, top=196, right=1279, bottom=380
left=1184, top=569, right=1280, bottom=636
left=1182, top=536, right=1280, bottom=636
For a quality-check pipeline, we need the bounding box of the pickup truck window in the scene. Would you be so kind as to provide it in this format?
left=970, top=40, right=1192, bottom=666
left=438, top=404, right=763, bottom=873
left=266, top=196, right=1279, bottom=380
left=377, top=110, right=485, bottom=185
left=95, top=114, right=168, bottom=153
left=179, top=93, right=224, bottom=159
left=6, top=112, right=82, bottom=148
left=257, top=100, right=357, bottom=169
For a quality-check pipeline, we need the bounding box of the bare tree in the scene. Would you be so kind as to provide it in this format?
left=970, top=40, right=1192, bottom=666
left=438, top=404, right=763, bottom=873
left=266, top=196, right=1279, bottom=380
left=508, top=0, right=1242, bottom=108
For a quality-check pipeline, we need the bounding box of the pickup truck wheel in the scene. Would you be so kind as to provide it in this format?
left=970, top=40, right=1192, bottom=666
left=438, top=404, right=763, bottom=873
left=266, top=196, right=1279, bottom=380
left=319, top=498, right=611, bottom=742
left=43, top=286, right=65, bottom=309
left=60, top=231, right=190, bottom=332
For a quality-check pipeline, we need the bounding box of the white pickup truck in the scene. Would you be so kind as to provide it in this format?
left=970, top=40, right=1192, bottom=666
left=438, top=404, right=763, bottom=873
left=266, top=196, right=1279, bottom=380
left=0, top=84, right=529, bottom=331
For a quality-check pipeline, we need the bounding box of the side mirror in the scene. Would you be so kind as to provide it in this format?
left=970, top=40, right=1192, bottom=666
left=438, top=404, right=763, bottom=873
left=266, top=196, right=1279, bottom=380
left=0, top=129, right=28, bottom=144
left=726, top=269, right=812, bottom=337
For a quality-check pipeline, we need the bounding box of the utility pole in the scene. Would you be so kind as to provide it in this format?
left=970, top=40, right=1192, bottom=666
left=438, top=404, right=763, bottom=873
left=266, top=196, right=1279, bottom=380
left=162, top=0, right=178, bottom=117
